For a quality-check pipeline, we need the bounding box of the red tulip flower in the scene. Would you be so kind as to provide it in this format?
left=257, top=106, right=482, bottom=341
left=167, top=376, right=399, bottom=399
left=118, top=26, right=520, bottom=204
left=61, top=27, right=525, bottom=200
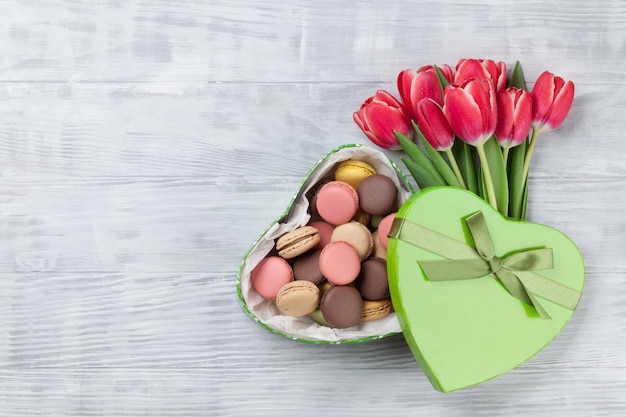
left=496, top=87, right=532, bottom=149
left=443, top=78, right=498, bottom=147
left=455, top=58, right=507, bottom=92
left=531, top=71, right=575, bottom=133
left=353, top=90, right=413, bottom=150
left=444, top=77, right=499, bottom=209
left=416, top=98, right=454, bottom=151
left=521, top=71, right=575, bottom=191
left=397, top=65, right=453, bottom=119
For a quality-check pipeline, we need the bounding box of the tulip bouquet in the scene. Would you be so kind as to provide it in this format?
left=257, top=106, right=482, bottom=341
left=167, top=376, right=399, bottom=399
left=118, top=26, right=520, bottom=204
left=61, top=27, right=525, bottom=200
left=354, top=59, right=574, bottom=220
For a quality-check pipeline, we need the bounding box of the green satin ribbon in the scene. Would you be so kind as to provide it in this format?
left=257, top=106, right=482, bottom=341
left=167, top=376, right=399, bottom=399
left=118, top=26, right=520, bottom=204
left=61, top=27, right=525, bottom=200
left=389, top=211, right=581, bottom=319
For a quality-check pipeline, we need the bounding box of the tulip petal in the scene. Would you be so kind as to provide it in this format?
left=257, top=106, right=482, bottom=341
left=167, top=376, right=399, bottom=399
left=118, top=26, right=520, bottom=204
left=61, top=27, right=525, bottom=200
left=545, top=81, right=574, bottom=130
left=511, top=92, right=532, bottom=144
left=531, top=71, right=556, bottom=128
left=416, top=99, right=454, bottom=150
left=496, top=90, right=515, bottom=145
left=444, top=86, right=484, bottom=145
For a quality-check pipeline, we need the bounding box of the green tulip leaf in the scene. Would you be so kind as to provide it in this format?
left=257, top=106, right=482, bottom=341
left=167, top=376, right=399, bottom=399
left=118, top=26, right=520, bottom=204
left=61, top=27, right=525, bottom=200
left=412, top=122, right=462, bottom=188
left=482, top=136, right=509, bottom=217
left=434, top=65, right=451, bottom=98
left=396, top=132, right=446, bottom=184
left=508, top=139, right=527, bottom=219
left=509, top=61, right=526, bottom=90
left=452, top=139, right=478, bottom=194
left=507, top=60, right=530, bottom=220
left=401, top=157, right=447, bottom=189
left=478, top=167, right=486, bottom=200
left=521, top=180, right=529, bottom=220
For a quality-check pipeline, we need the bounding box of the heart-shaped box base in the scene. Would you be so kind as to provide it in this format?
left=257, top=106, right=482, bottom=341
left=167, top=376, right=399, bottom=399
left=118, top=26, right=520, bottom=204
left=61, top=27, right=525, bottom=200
left=387, top=187, right=585, bottom=392
left=237, top=144, right=413, bottom=343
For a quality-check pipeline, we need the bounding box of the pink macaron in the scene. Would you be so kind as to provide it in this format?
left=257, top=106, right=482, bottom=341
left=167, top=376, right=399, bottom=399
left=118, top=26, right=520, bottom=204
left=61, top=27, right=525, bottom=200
left=251, top=256, right=294, bottom=300
left=319, top=241, right=361, bottom=285
left=315, top=181, right=359, bottom=225
left=377, top=212, right=396, bottom=249
left=308, top=220, right=335, bottom=249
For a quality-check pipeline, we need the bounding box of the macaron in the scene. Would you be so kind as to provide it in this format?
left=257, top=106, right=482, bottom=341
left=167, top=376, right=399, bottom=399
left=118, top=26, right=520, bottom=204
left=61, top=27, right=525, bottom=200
left=315, top=181, right=359, bottom=225
left=360, top=298, right=392, bottom=322
left=377, top=212, right=396, bottom=249
left=355, top=257, right=389, bottom=300
left=320, top=285, right=363, bottom=329
left=334, top=159, right=376, bottom=190
left=372, top=231, right=387, bottom=260
left=275, top=281, right=320, bottom=316
left=330, top=221, right=373, bottom=261
left=251, top=256, right=294, bottom=300
left=318, top=280, right=333, bottom=298
left=352, top=208, right=371, bottom=226
left=293, top=248, right=324, bottom=284
left=276, top=226, right=320, bottom=259
left=319, top=241, right=361, bottom=285
left=306, top=178, right=331, bottom=217
left=309, top=308, right=332, bottom=327
left=307, top=220, right=335, bottom=249
left=357, top=174, right=398, bottom=216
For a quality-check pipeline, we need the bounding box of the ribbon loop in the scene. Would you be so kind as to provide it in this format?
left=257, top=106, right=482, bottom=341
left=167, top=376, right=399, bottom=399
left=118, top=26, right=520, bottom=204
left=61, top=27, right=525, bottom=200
left=389, top=211, right=582, bottom=319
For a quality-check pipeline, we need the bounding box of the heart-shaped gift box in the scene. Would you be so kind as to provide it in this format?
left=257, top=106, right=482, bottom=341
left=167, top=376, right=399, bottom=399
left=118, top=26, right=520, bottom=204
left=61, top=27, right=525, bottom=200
left=387, top=187, right=585, bottom=392
left=236, top=144, right=414, bottom=343
left=237, top=145, right=585, bottom=391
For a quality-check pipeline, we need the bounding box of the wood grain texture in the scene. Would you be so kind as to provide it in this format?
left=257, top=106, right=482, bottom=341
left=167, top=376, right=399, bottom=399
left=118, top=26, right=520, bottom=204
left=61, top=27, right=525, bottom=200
left=1, top=0, right=626, bottom=416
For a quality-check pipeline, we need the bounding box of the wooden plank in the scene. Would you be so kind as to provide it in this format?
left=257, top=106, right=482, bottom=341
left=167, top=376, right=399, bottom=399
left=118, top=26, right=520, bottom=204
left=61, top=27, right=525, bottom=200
left=0, top=79, right=619, bottom=179
left=1, top=1, right=624, bottom=83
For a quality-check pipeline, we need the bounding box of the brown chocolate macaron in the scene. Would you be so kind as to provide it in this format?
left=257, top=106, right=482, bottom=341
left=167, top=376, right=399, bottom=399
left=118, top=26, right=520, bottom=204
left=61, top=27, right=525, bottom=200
left=320, top=285, right=363, bottom=329
left=355, top=257, right=389, bottom=300
left=306, top=178, right=332, bottom=217
left=293, top=248, right=324, bottom=284
left=357, top=174, right=398, bottom=216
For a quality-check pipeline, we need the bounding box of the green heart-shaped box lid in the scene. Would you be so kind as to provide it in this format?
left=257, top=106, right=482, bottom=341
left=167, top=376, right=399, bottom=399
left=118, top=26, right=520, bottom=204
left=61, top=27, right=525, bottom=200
left=387, top=187, right=585, bottom=392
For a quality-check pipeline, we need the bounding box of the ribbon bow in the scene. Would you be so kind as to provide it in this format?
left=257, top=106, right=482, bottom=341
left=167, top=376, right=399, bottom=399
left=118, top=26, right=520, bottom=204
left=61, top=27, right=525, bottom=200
left=389, top=211, right=581, bottom=319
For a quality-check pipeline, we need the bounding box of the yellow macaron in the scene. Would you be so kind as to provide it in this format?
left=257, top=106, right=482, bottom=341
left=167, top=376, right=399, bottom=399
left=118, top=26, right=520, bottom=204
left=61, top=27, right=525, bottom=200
left=334, top=159, right=376, bottom=191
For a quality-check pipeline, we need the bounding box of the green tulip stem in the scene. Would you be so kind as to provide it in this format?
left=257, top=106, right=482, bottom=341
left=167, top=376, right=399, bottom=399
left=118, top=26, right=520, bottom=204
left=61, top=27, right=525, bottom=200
left=502, top=147, right=510, bottom=169
left=445, top=148, right=467, bottom=189
left=522, top=128, right=540, bottom=186
left=476, top=144, right=498, bottom=211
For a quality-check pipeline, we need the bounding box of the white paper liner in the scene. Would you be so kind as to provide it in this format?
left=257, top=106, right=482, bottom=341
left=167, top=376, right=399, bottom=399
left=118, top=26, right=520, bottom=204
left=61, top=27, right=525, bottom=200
left=239, top=145, right=413, bottom=343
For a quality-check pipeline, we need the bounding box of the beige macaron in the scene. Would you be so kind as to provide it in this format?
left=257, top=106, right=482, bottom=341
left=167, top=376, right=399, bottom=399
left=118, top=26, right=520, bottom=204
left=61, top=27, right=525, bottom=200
left=275, top=280, right=321, bottom=316
left=330, top=221, right=373, bottom=260
left=360, top=298, right=392, bottom=322
left=372, top=230, right=387, bottom=260
left=276, top=226, right=321, bottom=259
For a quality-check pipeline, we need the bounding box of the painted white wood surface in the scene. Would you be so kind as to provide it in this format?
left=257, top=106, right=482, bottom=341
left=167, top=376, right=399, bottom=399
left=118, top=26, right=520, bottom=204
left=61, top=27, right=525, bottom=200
left=1, top=0, right=625, bottom=415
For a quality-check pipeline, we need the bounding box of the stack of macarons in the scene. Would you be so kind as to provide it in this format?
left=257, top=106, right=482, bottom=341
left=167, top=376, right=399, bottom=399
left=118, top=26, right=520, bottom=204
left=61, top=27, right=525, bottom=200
left=251, top=159, right=398, bottom=329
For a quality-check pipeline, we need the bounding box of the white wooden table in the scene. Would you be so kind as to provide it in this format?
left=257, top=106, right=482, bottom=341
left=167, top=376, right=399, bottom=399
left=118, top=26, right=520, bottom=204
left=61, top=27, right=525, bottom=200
left=1, top=1, right=624, bottom=415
